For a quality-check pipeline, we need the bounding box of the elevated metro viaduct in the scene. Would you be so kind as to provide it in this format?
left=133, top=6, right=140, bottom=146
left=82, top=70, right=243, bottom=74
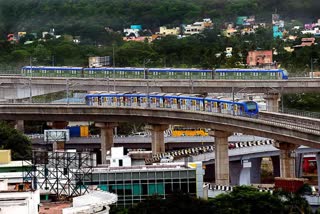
left=1, top=104, right=320, bottom=186
left=1, top=77, right=320, bottom=108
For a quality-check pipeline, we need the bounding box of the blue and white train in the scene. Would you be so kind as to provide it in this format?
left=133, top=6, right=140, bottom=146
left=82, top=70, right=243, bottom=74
left=85, top=92, right=259, bottom=117
left=21, top=66, right=289, bottom=80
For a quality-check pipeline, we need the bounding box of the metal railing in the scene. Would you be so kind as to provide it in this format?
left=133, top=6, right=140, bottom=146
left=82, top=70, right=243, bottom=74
left=279, top=108, right=320, bottom=119
left=257, top=112, right=320, bottom=134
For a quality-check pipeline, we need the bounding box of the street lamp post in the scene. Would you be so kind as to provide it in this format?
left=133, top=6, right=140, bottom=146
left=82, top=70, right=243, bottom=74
left=29, top=78, right=32, bottom=103
left=113, top=45, right=116, bottom=91
left=66, top=79, right=69, bottom=105
left=311, top=57, right=314, bottom=79
left=311, top=57, right=318, bottom=79
left=232, top=87, right=247, bottom=116
left=144, top=59, right=151, bottom=108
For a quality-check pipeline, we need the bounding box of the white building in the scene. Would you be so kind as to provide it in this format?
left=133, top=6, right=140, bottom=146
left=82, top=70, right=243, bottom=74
left=0, top=180, right=40, bottom=214
left=123, top=28, right=140, bottom=37
left=110, top=147, right=131, bottom=167
left=184, top=18, right=213, bottom=35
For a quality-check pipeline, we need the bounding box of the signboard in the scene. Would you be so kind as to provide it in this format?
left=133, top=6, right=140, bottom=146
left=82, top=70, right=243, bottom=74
left=44, top=129, right=70, bottom=142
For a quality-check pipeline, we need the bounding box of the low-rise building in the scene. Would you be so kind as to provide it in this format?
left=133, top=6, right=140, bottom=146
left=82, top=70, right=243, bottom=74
left=0, top=179, right=40, bottom=214
left=183, top=18, right=213, bottom=35
left=247, top=50, right=273, bottom=67
left=84, top=162, right=204, bottom=206
left=158, top=26, right=180, bottom=36
left=293, top=37, right=316, bottom=48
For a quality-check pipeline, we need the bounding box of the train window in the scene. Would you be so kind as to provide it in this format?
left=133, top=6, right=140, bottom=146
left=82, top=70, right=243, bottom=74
left=89, top=70, right=94, bottom=74
left=246, top=102, right=257, bottom=111
left=253, top=72, right=259, bottom=76
left=72, top=70, right=77, bottom=74
left=236, top=72, right=241, bottom=76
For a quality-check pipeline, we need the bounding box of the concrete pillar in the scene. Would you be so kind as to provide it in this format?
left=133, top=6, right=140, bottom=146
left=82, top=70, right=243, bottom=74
left=271, top=156, right=281, bottom=177
left=145, top=124, right=169, bottom=155
left=316, top=153, right=320, bottom=194
left=239, top=159, right=251, bottom=185
left=263, top=93, right=280, bottom=112
left=14, top=120, right=24, bottom=132
left=230, top=158, right=261, bottom=185
left=250, top=157, right=262, bottom=184
left=209, top=130, right=232, bottom=186
left=230, top=161, right=242, bottom=185
left=273, top=141, right=299, bottom=178
left=295, top=153, right=304, bottom=178
left=95, top=122, right=118, bottom=164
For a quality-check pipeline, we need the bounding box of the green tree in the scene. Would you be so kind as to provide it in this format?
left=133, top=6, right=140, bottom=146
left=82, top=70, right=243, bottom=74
left=211, top=186, right=285, bottom=214
left=0, top=121, right=32, bottom=160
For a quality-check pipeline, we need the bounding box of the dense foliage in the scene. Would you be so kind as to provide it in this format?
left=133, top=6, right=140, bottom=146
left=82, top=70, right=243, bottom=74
left=110, top=186, right=314, bottom=214
left=0, top=0, right=319, bottom=38
left=0, top=121, right=32, bottom=160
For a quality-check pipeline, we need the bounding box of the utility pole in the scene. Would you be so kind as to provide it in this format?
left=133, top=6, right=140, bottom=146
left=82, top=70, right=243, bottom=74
left=29, top=78, right=32, bottom=103
left=113, top=44, right=116, bottom=91
left=144, top=59, right=151, bottom=108
left=311, top=57, right=314, bottom=79
left=232, top=87, right=235, bottom=116
left=66, top=79, right=69, bottom=105
left=29, top=56, right=32, bottom=103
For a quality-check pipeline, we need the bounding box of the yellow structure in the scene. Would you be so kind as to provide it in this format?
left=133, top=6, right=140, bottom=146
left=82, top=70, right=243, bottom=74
left=159, top=26, right=180, bottom=36
left=80, top=125, right=89, bottom=137
left=172, top=126, right=208, bottom=137
left=0, top=150, right=11, bottom=164
left=18, top=32, right=26, bottom=38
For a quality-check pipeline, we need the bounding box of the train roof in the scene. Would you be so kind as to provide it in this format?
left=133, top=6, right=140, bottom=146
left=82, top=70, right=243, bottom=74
left=22, top=66, right=83, bottom=70
left=215, top=68, right=285, bottom=72
left=149, top=68, right=212, bottom=72
left=84, top=67, right=145, bottom=71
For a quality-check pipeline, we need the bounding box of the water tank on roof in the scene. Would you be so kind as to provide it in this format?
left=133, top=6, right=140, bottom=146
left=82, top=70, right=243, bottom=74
left=130, top=25, right=142, bottom=30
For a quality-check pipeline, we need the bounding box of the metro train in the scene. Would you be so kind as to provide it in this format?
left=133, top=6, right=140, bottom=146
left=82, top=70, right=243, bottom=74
left=85, top=92, right=259, bottom=117
left=21, top=66, right=289, bottom=80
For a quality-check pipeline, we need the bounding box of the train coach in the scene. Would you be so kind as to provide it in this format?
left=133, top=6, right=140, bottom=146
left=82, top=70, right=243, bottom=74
left=21, top=66, right=288, bottom=80
left=85, top=92, right=259, bottom=117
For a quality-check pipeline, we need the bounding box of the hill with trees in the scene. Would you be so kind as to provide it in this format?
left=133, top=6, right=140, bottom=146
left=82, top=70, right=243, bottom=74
left=0, top=0, right=319, bottom=42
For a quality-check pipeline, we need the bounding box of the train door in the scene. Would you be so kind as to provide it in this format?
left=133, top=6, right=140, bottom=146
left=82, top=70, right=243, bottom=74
left=105, top=96, right=111, bottom=106
left=204, top=100, right=211, bottom=112
left=140, top=97, right=148, bottom=108
left=190, top=99, right=196, bottom=111
left=92, top=96, right=99, bottom=106
left=100, top=96, right=107, bottom=106
left=124, top=95, right=131, bottom=106
left=154, top=95, right=163, bottom=108
left=149, top=96, right=156, bottom=108
left=212, top=101, right=217, bottom=113
left=172, top=97, right=179, bottom=109
left=220, top=102, right=227, bottom=114
left=164, top=97, right=171, bottom=108
left=131, top=96, right=137, bottom=107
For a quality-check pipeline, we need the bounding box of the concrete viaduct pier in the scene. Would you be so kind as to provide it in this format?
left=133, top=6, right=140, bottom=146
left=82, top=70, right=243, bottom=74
left=2, top=105, right=320, bottom=186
